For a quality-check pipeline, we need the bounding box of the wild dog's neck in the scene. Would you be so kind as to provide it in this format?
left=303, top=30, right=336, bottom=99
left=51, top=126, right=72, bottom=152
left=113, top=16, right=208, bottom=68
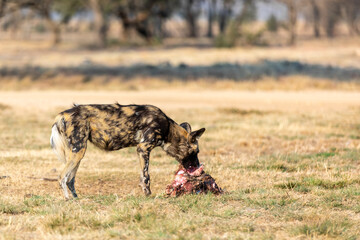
left=162, top=121, right=188, bottom=161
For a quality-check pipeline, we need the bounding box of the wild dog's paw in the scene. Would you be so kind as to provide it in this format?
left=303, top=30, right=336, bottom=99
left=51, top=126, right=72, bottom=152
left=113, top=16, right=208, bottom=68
left=143, top=188, right=152, bottom=196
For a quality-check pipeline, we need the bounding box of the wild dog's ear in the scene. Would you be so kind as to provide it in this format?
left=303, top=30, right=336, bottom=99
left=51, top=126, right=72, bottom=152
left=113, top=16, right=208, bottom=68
left=180, top=122, right=192, bottom=133
left=190, top=128, right=206, bottom=143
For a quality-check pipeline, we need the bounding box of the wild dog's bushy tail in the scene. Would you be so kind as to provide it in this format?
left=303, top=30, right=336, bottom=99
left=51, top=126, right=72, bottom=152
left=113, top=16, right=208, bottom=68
left=50, top=116, right=67, bottom=164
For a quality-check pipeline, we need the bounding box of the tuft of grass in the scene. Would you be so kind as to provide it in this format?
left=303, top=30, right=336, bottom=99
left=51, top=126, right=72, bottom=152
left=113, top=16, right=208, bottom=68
left=245, top=163, right=296, bottom=172
left=312, top=152, right=336, bottom=158
left=292, top=219, right=352, bottom=237
left=275, top=177, right=358, bottom=192
left=0, top=201, right=29, bottom=215
left=24, top=195, right=53, bottom=208
left=169, top=194, right=214, bottom=213
left=304, top=177, right=350, bottom=189
left=46, top=212, right=76, bottom=233
left=342, top=149, right=360, bottom=162
left=275, top=181, right=311, bottom=193
left=245, top=195, right=297, bottom=210
left=79, top=217, right=114, bottom=230
left=218, top=107, right=272, bottom=116
left=85, top=194, right=118, bottom=206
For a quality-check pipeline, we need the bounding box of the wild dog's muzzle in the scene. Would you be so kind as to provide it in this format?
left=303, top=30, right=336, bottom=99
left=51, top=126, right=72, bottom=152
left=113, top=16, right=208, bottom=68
left=181, top=152, right=200, bottom=170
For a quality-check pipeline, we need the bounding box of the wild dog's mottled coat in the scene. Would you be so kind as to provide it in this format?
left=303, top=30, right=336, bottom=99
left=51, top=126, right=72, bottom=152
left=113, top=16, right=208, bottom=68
left=50, top=104, right=205, bottom=199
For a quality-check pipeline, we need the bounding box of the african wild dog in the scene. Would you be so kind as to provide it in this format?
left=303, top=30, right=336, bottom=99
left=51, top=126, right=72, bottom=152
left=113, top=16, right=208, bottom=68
left=50, top=104, right=205, bottom=199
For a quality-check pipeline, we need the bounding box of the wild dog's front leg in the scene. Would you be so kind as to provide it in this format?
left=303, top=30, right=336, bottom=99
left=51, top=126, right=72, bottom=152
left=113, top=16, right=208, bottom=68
left=137, top=142, right=155, bottom=196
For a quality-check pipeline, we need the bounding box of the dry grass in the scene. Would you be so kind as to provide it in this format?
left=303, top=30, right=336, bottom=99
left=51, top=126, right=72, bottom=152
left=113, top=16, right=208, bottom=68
left=0, top=90, right=360, bottom=239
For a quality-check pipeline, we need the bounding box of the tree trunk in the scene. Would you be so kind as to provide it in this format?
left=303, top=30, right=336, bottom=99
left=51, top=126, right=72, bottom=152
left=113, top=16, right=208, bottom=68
left=135, top=21, right=152, bottom=42
left=185, top=0, right=197, bottom=38
left=45, top=17, right=61, bottom=46
left=90, top=0, right=108, bottom=48
left=310, top=0, right=320, bottom=38
left=324, top=0, right=340, bottom=38
left=206, top=0, right=215, bottom=38
left=219, top=1, right=231, bottom=34
left=0, top=0, right=7, bottom=18
left=117, top=7, right=131, bottom=41
left=36, top=0, right=61, bottom=46
left=341, top=2, right=360, bottom=36
left=116, top=5, right=153, bottom=42
left=10, top=9, right=21, bottom=40
left=288, top=0, right=297, bottom=45
left=154, top=15, right=163, bottom=39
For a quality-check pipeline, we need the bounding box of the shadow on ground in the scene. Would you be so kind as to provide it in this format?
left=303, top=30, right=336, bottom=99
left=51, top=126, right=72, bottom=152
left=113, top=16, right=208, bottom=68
left=1, top=60, right=360, bottom=82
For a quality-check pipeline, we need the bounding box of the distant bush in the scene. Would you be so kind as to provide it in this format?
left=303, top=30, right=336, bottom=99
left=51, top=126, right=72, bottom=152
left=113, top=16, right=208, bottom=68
left=215, top=21, right=238, bottom=48
left=242, top=28, right=267, bottom=46
left=34, top=23, right=47, bottom=33
left=215, top=20, right=267, bottom=48
left=266, top=14, right=278, bottom=32
left=215, top=34, right=235, bottom=48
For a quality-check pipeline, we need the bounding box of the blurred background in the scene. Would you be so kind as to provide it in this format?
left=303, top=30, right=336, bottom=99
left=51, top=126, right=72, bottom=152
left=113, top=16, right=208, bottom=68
left=0, top=0, right=359, bottom=91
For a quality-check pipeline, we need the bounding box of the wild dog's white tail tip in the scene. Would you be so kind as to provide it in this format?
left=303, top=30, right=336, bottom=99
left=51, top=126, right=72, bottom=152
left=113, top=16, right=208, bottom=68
left=50, top=124, right=66, bottom=163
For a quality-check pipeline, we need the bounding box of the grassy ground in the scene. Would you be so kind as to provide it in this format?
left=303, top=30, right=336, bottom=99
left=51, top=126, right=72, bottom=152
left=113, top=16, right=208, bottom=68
left=0, top=90, right=359, bottom=239
left=0, top=37, right=360, bottom=239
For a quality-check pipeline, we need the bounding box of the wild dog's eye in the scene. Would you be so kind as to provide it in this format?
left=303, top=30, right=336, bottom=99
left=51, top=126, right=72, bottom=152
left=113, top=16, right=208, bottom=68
left=190, top=138, right=196, bottom=144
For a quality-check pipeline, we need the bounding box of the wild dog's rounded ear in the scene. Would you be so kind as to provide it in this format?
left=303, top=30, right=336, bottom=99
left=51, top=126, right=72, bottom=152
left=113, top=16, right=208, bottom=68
left=190, top=128, right=206, bottom=142
left=180, top=122, right=192, bottom=133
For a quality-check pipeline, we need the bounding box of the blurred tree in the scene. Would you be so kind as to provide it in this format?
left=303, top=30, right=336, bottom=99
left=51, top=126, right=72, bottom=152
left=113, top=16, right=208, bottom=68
left=3, top=0, right=62, bottom=45
left=206, top=0, right=216, bottom=38
left=340, top=0, right=360, bottom=35
left=323, top=0, right=340, bottom=38
left=215, top=0, right=258, bottom=47
left=89, top=0, right=111, bottom=47
left=0, top=0, right=83, bottom=45
left=266, top=14, right=278, bottom=32
left=303, top=0, right=359, bottom=38
left=53, top=0, right=84, bottom=25
left=218, top=0, right=233, bottom=34
left=238, top=0, right=256, bottom=23
left=116, top=0, right=177, bottom=42
left=152, top=1, right=173, bottom=39
left=36, top=0, right=62, bottom=45
left=278, top=0, right=298, bottom=45
left=0, top=0, right=7, bottom=18
left=308, top=0, right=320, bottom=38
left=1, top=0, right=356, bottom=48
left=183, top=0, right=201, bottom=38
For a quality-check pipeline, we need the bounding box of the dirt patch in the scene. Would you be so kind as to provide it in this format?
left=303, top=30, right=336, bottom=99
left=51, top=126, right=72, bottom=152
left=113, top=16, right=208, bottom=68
left=0, top=103, right=10, bottom=111
left=78, top=175, right=140, bottom=196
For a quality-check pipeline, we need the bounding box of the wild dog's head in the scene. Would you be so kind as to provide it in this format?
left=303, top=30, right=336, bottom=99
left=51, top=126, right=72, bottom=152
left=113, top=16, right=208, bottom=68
left=164, top=122, right=205, bottom=169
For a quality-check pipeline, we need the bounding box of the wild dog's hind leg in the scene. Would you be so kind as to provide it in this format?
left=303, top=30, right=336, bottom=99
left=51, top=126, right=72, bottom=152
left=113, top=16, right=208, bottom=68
left=59, top=146, right=86, bottom=200
left=137, top=142, right=155, bottom=196
left=66, top=162, right=82, bottom=198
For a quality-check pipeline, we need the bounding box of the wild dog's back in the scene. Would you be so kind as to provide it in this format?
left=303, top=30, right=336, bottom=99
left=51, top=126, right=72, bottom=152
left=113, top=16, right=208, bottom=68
left=85, top=104, right=170, bottom=151
left=52, top=104, right=171, bottom=152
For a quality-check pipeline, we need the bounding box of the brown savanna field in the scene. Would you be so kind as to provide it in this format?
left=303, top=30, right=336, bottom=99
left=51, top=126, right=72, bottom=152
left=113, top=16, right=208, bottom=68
left=1, top=35, right=360, bottom=239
